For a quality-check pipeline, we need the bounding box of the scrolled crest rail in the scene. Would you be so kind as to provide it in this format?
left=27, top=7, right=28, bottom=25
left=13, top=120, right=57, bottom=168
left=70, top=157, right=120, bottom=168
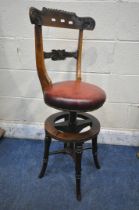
left=29, top=7, right=95, bottom=30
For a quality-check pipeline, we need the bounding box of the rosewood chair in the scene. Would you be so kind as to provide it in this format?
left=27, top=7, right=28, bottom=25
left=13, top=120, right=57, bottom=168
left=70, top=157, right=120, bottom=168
left=29, top=7, right=106, bottom=201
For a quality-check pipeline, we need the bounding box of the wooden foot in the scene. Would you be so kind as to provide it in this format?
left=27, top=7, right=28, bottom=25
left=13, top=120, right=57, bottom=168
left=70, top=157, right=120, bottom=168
left=75, top=143, right=83, bottom=201
left=39, top=134, right=51, bottom=178
left=64, top=142, right=68, bottom=149
left=92, top=137, right=100, bottom=169
left=0, top=128, right=5, bottom=139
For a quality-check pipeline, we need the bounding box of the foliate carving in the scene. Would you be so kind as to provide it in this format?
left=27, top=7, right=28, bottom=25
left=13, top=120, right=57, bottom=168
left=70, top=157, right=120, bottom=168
left=29, top=7, right=95, bottom=30
left=80, top=17, right=95, bottom=30
left=44, top=50, right=77, bottom=61
left=42, top=7, right=76, bottom=18
left=29, top=7, right=42, bottom=25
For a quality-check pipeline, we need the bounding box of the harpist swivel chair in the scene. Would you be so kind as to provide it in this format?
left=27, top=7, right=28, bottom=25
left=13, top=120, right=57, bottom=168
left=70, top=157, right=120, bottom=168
left=29, top=7, right=106, bottom=201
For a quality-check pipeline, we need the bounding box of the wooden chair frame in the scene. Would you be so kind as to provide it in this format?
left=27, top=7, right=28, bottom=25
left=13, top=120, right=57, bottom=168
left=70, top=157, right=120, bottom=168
left=29, top=7, right=101, bottom=201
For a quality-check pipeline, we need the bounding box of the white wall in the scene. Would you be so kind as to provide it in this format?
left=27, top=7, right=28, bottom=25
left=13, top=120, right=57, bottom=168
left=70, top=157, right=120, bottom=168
left=0, top=0, right=139, bottom=141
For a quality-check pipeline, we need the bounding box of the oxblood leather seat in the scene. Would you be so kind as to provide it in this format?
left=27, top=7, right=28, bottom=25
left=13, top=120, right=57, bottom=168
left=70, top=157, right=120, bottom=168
left=30, top=6, right=106, bottom=201
left=44, top=80, right=106, bottom=111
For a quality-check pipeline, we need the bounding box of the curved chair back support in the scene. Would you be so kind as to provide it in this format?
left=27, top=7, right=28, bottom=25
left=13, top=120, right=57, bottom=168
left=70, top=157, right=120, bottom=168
left=29, top=7, right=95, bottom=91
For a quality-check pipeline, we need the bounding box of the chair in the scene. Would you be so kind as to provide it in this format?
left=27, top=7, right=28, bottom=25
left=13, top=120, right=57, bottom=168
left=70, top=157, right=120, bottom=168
left=29, top=7, right=106, bottom=201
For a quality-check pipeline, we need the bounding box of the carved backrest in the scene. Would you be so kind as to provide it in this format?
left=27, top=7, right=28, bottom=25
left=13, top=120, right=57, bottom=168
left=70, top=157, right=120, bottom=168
left=29, top=7, right=95, bottom=91
left=29, top=7, right=95, bottom=30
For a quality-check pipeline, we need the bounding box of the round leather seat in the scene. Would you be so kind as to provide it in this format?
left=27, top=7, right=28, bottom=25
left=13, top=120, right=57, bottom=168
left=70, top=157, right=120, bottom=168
left=44, top=80, right=106, bottom=111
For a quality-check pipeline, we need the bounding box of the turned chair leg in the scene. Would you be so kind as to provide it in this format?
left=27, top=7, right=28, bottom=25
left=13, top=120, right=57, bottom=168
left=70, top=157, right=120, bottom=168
left=39, top=132, right=52, bottom=178
left=92, top=136, right=100, bottom=169
left=75, top=143, right=83, bottom=201
left=64, top=142, right=68, bottom=149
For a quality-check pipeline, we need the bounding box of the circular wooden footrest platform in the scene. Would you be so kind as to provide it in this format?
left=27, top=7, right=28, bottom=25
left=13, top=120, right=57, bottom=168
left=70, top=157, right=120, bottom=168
left=45, top=112, right=100, bottom=142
